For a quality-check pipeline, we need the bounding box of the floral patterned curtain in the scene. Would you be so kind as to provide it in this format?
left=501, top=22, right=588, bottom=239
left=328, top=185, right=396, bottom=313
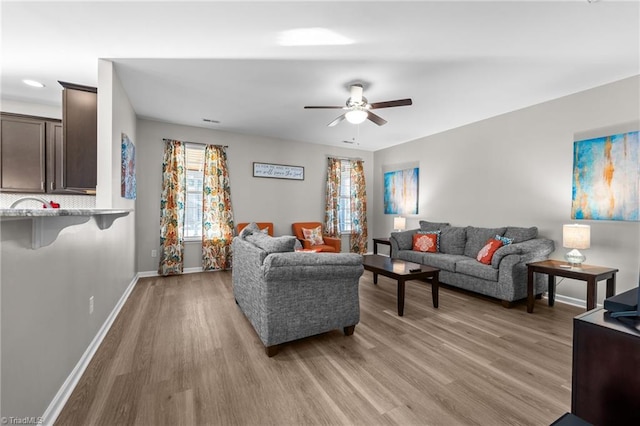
left=158, top=140, right=185, bottom=276
left=349, top=159, right=368, bottom=254
left=202, top=145, right=234, bottom=270
left=324, top=157, right=341, bottom=237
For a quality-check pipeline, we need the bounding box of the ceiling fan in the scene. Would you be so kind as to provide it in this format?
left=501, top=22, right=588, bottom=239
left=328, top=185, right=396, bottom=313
left=304, top=84, right=412, bottom=127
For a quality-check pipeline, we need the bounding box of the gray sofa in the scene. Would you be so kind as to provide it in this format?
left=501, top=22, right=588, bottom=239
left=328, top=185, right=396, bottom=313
left=390, top=221, right=554, bottom=307
left=232, top=223, right=364, bottom=356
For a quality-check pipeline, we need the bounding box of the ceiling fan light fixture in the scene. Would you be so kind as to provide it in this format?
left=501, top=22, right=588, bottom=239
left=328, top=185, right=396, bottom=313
left=345, top=109, right=368, bottom=124
left=22, top=79, right=45, bottom=88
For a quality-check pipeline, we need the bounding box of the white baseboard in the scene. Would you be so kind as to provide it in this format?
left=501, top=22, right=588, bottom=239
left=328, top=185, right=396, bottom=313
left=41, top=273, right=140, bottom=426
left=138, top=266, right=204, bottom=278
left=544, top=293, right=595, bottom=309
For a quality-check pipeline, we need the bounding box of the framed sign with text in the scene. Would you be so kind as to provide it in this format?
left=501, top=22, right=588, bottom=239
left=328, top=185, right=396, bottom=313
left=253, top=162, right=304, bottom=180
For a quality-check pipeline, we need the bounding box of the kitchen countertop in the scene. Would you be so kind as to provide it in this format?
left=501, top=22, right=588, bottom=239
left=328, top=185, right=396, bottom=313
left=0, top=208, right=130, bottom=217
left=0, top=208, right=132, bottom=249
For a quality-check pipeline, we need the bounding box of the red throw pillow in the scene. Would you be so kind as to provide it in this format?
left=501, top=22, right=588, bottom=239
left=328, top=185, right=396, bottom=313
left=477, top=238, right=504, bottom=265
left=413, top=233, right=438, bottom=253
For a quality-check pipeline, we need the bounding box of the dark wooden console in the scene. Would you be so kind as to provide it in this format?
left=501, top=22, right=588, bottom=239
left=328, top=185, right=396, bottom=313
left=572, top=308, right=640, bottom=425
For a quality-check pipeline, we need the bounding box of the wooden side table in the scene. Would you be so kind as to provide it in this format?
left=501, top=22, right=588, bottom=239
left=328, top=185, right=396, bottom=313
left=526, top=259, right=618, bottom=313
left=372, top=237, right=391, bottom=255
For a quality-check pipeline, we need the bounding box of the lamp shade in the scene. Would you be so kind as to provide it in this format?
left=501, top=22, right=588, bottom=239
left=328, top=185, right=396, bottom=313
left=563, top=224, right=590, bottom=249
left=394, top=216, right=406, bottom=231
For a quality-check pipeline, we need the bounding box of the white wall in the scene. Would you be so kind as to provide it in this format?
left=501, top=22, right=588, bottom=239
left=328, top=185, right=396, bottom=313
left=373, top=76, right=640, bottom=304
left=0, top=62, right=137, bottom=420
left=135, top=119, right=375, bottom=273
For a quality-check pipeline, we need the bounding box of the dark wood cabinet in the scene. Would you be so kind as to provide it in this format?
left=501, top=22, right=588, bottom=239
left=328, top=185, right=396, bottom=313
left=1, top=114, right=49, bottom=193
left=572, top=308, right=640, bottom=425
left=60, top=81, right=97, bottom=193
left=0, top=81, right=97, bottom=195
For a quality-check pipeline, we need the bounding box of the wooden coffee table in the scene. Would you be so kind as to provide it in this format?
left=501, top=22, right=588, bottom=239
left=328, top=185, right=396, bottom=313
left=362, top=254, right=440, bottom=316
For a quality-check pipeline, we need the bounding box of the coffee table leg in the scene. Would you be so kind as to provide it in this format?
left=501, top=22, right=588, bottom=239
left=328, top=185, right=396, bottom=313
left=432, top=272, right=439, bottom=308
left=373, top=272, right=378, bottom=285
left=398, top=280, right=405, bottom=316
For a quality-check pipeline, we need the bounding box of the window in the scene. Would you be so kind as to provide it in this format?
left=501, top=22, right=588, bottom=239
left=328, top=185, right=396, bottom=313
left=338, top=160, right=352, bottom=233
left=184, top=145, right=204, bottom=240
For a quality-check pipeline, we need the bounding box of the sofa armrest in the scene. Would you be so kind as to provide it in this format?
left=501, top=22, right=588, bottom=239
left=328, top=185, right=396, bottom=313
left=492, top=238, right=555, bottom=268
left=495, top=238, right=556, bottom=300
left=389, top=229, right=419, bottom=257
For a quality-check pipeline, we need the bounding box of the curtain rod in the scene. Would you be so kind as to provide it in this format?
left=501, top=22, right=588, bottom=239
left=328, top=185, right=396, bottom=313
left=163, top=138, right=228, bottom=148
left=327, top=155, right=364, bottom=162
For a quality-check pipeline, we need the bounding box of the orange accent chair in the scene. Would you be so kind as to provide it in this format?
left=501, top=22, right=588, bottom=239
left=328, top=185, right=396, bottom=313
left=237, top=222, right=274, bottom=236
left=291, top=222, right=341, bottom=253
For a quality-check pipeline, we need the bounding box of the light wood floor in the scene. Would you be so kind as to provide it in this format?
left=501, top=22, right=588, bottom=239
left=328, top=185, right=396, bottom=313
left=55, top=270, right=582, bottom=426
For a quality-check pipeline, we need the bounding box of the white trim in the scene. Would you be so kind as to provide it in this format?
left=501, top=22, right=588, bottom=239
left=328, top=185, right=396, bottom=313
left=544, top=293, right=593, bottom=309
left=41, top=273, right=140, bottom=426
left=138, top=266, right=205, bottom=278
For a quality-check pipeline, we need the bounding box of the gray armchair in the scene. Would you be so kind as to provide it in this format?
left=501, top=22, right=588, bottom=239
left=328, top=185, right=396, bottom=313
left=232, top=224, right=363, bottom=356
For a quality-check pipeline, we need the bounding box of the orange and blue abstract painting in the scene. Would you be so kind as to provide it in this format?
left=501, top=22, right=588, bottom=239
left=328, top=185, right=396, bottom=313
left=571, top=131, right=639, bottom=221
left=121, top=133, right=136, bottom=200
left=384, top=167, right=419, bottom=214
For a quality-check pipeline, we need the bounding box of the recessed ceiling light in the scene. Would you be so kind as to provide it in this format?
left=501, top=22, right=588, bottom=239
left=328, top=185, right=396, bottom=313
left=277, top=28, right=353, bottom=46
left=22, top=79, right=45, bottom=88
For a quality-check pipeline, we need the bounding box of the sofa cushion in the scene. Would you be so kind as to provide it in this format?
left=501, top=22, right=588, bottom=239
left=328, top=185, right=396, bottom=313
left=246, top=233, right=297, bottom=253
left=419, top=220, right=450, bottom=232
left=476, top=238, right=504, bottom=265
left=390, top=229, right=417, bottom=250
left=455, top=258, right=500, bottom=282
left=439, top=225, right=466, bottom=255
left=413, top=232, right=439, bottom=252
left=504, top=226, right=538, bottom=243
left=397, top=250, right=464, bottom=272
left=464, top=226, right=507, bottom=258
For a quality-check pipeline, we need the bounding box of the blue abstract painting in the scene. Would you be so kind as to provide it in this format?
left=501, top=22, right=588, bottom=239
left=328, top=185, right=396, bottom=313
left=384, top=167, right=419, bottom=214
left=121, top=133, right=136, bottom=200
left=571, top=130, right=639, bottom=221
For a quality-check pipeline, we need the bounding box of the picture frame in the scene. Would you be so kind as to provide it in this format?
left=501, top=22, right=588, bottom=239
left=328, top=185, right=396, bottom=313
left=253, top=162, right=304, bottom=180
left=571, top=130, right=639, bottom=221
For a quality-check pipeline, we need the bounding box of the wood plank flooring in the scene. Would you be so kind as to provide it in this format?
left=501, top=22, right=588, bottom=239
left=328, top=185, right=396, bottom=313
left=55, top=270, right=581, bottom=425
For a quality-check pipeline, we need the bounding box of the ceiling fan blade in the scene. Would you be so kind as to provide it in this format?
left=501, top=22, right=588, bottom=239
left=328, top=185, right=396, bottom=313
left=367, top=111, right=387, bottom=126
left=328, top=114, right=346, bottom=127
left=369, top=98, right=413, bottom=109
left=304, top=105, right=344, bottom=109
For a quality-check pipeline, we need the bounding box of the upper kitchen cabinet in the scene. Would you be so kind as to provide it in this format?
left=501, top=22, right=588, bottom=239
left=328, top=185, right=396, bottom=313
left=0, top=114, right=48, bottom=193
left=0, top=81, right=97, bottom=194
left=59, top=81, right=97, bottom=193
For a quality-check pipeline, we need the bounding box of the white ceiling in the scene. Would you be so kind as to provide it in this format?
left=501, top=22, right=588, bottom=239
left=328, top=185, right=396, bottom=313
left=2, top=1, right=639, bottom=151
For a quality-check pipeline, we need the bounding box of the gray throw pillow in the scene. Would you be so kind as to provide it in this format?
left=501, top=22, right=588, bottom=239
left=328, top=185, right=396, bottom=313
left=246, top=233, right=297, bottom=253
left=239, top=222, right=261, bottom=238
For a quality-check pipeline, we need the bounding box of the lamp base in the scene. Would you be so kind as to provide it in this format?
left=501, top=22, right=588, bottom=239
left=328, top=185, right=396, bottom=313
left=565, top=249, right=586, bottom=266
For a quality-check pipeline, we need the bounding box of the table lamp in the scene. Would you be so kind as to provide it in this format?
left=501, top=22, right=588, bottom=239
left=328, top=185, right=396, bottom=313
left=563, top=224, right=590, bottom=266
left=394, top=216, right=406, bottom=232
